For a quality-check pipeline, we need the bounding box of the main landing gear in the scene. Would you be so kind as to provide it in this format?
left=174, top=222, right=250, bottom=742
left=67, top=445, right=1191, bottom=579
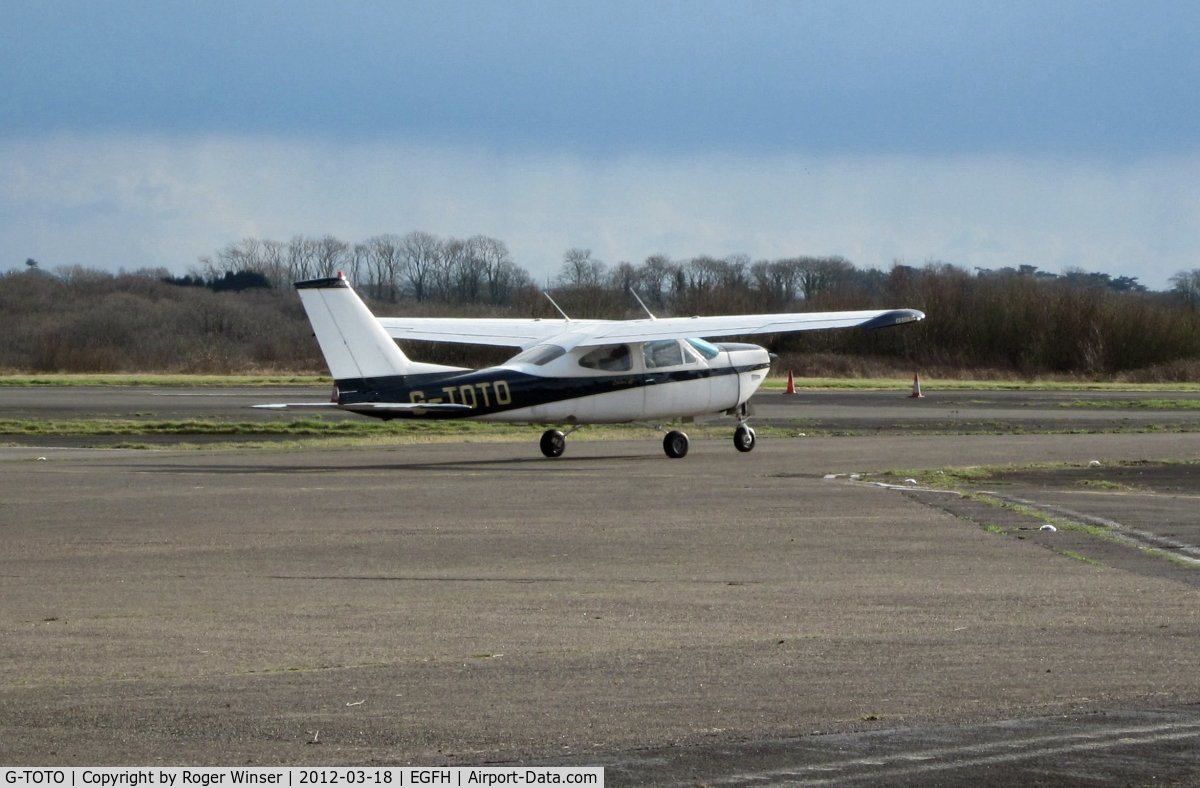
left=540, top=425, right=694, bottom=459
left=539, top=424, right=587, bottom=458
left=539, top=428, right=567, bottom=458
left=539, top=418, right=756, bottom=459
left=663, top=430, right=689, bottom=459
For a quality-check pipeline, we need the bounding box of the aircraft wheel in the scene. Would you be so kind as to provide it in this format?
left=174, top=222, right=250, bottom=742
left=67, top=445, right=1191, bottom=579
left=734, top=425, right=757, bottom=453
left=540, top=429, right=566, bottom=458
left=663, top=430, right=689, bottom=459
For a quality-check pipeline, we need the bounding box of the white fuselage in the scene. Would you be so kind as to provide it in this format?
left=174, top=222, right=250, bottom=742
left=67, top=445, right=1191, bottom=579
left=473, top=339, right=771, bottom=424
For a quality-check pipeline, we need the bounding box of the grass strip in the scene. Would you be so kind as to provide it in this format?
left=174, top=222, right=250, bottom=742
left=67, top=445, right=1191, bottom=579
left=0, top=418, right=523, bottom=437
left=871, top=458, right=1200, bottom=489
left=0, top=374, right=328, bottom=387
left=1063, top=399, right=1200, bottom=410
left=762, top=378, right=1200, bottom=392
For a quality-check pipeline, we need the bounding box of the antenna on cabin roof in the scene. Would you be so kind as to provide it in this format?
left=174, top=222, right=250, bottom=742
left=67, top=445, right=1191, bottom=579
left=629, top=288, right=657, bottom=320
left=542, top=291, right=571, bottom=321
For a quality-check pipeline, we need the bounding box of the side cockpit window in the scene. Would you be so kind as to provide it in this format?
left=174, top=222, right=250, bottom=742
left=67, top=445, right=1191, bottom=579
left=643, top=339, right=684, bottom=369
left=579, top=344, right=632, bottom=372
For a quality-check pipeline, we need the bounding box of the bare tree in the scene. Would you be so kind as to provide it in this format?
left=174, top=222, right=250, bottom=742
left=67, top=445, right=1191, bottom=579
left=287, top=235, right=319, bottom=281
left=639, top=254, right=678, bottom=308
left=364, top=234, right=405, bottom=301
left=556, top=248, right=606, bottom=289
left=348, top=242, right=370, bottom=292
left=473, top=235, right=520, bottom=304
left=312, top=235, right=350, bottom=278
left=797, top=256, right=855, bottom=299
left=751, top=258, right=803, bottom=310
left=608, top=261, right=639, bottom=299
left=453, top=235, right=491, bottom=304
left=487, top=258, right=533, bottom=305
left=1170, top=269, right=1200, bottom=310
left=260, top=239, right=288, bottom=288
left=198, top=238, right=263, bottom=283
left=401, top=231, right=442, bottom=302
left=432, top=237, right=465, bottom=303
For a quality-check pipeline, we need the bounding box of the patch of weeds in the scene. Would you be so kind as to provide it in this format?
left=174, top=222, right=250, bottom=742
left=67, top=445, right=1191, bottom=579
left=873, top=465, right=999, bottom=488
left=1057, top=550, right=1105, bottom=568
left=1061, top=522, right=1116, bottom=540
left=1145, top=549, right=1200, bottom=570
left=880, top=459, right=1199, bottom=492
left=956, top=489, right=1200, bottom=573
left=1062, top=399, right=1200, bottom=411
left=983, top=524, right=1007, bottom=535
left=1077, top=479, right=1122, bottom=490
left=968, top=494, right=1109, bottom=538
left=1077, top=479, right=1147, bottom=492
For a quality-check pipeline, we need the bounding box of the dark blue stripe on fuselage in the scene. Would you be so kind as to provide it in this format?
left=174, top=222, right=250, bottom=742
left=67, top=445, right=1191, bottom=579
left=334, top=362, right=767, bottom=420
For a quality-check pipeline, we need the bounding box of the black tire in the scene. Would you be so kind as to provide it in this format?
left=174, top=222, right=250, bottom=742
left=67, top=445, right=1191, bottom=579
left=734, top=425, right=756, bottom=453
left=663, top=430, right=689, bottom=459
left=540, top=429, right=566, bottom=458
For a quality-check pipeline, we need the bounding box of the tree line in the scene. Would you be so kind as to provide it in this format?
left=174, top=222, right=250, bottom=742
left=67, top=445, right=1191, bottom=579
left=196, top=233, right=533, bottom=306
left=4, top=238, right=1200, bottom=380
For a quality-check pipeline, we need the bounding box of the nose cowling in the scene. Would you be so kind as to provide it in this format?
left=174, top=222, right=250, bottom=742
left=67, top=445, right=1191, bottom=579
left=715, top=342, right=773, bottom=405
left=716, top=342, right=772, bottom=369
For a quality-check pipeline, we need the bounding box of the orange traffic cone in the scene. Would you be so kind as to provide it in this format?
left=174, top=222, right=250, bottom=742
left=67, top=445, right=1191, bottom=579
left=785, top=370, right=797, bottom=395
left=909, top=373, right=925, bottom=398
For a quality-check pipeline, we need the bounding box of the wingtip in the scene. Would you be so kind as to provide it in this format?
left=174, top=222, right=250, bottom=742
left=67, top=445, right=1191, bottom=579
left=860, top=309, right=926, bottom=330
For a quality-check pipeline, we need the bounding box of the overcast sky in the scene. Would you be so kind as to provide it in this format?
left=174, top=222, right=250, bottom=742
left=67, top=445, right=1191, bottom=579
left=3, top=0, right=1198, bottom=289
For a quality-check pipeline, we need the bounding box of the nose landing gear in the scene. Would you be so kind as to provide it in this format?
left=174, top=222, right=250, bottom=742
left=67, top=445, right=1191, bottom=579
left=730, top=401, right=757, bottom=453
left=733, top=424, right=757, bottom=453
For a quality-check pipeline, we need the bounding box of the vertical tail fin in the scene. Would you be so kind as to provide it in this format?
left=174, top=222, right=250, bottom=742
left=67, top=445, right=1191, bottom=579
left=296, top=274, right=413, bottom=381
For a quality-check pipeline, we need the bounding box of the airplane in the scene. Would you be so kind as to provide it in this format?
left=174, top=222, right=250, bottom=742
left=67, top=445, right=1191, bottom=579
left=257, top=273, right=924, bottom=458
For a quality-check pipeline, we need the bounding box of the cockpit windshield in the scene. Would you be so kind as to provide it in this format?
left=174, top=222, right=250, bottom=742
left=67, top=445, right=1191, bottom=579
left=685, top=338, right=721, bottom=360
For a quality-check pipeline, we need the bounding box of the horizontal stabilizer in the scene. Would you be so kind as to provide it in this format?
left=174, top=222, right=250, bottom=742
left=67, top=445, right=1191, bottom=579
left=345, top=402, right=474, bottom=413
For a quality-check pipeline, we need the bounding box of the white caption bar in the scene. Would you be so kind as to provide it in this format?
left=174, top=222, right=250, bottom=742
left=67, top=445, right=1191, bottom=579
left=2, top=769, right=603, bottom=788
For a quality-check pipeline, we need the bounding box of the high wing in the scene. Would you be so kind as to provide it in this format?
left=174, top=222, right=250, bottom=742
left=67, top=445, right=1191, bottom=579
left=574, top=309, right=924, bottom=345
left=379, top=309, right=924, bottom=351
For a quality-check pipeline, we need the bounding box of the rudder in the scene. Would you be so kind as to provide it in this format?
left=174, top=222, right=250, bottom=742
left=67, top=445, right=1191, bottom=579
left=295, top=274, right=413, bottom=381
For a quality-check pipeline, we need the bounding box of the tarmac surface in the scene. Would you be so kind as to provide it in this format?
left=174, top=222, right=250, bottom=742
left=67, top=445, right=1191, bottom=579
left=2, top=386, right=1200, bottom=784
left=4, top=384, right=1200, bottom=434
